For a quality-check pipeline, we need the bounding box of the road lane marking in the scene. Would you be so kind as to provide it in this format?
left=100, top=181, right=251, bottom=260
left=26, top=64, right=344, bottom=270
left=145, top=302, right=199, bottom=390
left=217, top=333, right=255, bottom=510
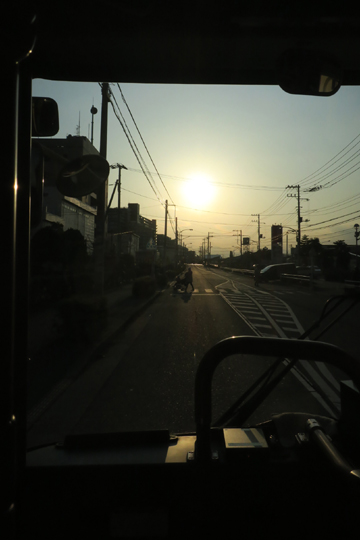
left=254, top=324, right=273, bottom=329
left=220, top=285, right=341, bottom=414
left=283, top=327, right=301, bottom=332
left=214, top=276, right=343, bottom=411
left=205, top=289, right=213, bottom=293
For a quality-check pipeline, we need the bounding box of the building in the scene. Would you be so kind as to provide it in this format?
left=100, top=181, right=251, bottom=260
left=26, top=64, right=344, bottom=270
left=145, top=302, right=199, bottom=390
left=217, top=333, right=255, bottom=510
left=157, top=234, right=177, bottom=263
left=35, top=136, right=99, bottom=252
left=109, top=232, right=140, bottom=258
left=107, top=203, right=157, bottom=258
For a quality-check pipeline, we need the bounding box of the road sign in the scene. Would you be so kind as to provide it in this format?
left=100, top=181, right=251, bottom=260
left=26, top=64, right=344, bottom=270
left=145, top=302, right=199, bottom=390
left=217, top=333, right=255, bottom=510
left=146, top=238, right=157, bottom=250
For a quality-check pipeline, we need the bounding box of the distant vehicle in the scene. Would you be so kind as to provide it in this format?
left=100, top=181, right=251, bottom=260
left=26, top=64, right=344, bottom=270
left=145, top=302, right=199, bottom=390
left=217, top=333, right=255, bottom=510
left=259, top=263, right=297, bottom=282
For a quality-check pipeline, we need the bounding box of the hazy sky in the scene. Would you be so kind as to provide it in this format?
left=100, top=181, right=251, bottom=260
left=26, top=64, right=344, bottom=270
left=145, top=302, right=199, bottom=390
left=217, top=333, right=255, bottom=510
left=33, top=79, right=360, bottom=256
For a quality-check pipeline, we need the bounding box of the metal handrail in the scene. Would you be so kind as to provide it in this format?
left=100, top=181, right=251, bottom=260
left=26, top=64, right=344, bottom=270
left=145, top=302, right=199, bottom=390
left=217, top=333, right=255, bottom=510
left=194, top=336, right=360, bottom=462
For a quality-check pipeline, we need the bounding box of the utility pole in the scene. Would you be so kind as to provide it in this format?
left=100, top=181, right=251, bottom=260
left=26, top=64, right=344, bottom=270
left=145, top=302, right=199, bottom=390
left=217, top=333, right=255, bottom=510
left=175, top=217, right=178, bottom=263
left=355, top=223, right=359, bottom=247
left=95, top=82, right=110, bottom=292
left=164, top=199, right=168, bottom=264
left=109, top=163, right=127, bottom=232
left=97, top=83, right=109, bottom=237
left=233, top=230, right=243, bottom=255
left=286, top=185, right=309, bottom=265
left=207, top=232, right=213, bottom=261
left=251, top=214, right=261, bottom=251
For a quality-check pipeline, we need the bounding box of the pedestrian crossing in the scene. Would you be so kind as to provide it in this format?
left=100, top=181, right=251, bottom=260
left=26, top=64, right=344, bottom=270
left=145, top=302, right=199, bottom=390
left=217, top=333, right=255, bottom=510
left=218, top=288, right=304, bottom=338
left=171, top=285, right=304, bottom=337
left=172, top=288, right=219, bottom=294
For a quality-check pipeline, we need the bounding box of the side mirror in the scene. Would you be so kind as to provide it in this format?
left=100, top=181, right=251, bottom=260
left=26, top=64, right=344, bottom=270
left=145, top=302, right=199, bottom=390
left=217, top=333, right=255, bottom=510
left=278, top=49, right=342, bottom=97
left=32, top=97, right=59, bottom=137
left=57, top=154, right=110, bottom=197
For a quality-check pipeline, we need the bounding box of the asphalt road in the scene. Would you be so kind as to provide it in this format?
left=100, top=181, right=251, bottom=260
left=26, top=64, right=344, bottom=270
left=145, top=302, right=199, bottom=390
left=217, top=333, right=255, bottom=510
left=27, top=264, right=357, bottom=447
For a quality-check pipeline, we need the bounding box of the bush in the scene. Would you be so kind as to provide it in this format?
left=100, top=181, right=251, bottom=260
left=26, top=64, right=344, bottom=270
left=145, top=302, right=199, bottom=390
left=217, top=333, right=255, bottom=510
left=156, top=273, right=168, bottom=288
left=165, top=269, right=177, bottom=280
left=132, top=276, right=157, bottom=297
left=58, top=294, right=108, bottom=342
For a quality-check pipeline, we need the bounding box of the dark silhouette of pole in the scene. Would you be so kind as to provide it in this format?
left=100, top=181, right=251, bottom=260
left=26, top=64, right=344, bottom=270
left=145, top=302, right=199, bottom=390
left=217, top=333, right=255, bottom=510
left=164, top=200, right=168, bottom=264
left=95, top=83, right=110, bottom=292
left=90, top=104, right=98, bottom=145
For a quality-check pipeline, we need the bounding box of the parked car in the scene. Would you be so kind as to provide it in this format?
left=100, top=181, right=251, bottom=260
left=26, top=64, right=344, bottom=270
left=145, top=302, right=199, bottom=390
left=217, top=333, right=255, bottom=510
left=259, top=263, right=297, bottom=282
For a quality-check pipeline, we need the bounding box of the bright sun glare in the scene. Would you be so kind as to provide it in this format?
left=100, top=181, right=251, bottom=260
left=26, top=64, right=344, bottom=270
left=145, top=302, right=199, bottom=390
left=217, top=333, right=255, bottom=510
left=182, top=172, right=216, bottom=208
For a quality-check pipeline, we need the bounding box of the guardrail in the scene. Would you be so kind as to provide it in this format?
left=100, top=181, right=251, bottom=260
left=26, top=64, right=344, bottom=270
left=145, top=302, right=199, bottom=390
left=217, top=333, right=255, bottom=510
left=219, top=267, right=254, bottom=275
left=280, top=273, right=311, bottom=285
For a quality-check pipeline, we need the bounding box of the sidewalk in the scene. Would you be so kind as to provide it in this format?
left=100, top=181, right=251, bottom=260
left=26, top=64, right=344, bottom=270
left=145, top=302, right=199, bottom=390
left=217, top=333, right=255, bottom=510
left=28, top=284, right=161, bottom=356
left=27, top=284, right=162, bottom=416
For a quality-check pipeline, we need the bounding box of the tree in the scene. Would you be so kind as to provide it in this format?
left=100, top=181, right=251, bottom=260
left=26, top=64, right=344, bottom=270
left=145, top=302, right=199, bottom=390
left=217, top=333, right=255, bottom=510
left=334, top=240, right=350, bottom=272
left=300, top=235, right=322, bottom=255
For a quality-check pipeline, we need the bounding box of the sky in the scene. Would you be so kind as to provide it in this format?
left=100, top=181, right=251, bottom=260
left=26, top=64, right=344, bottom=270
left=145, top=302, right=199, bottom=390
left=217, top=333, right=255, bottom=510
left=32, top=79, right=360, bottom=257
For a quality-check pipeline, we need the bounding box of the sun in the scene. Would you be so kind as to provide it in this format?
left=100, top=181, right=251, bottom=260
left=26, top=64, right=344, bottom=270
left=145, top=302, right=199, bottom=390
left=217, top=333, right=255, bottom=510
left=182, top=172, right=216, bottom=208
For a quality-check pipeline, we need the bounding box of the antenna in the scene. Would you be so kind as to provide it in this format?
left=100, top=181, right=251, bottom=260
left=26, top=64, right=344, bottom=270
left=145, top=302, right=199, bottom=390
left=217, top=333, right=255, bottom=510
left=76, top=112, right=81, bottom=136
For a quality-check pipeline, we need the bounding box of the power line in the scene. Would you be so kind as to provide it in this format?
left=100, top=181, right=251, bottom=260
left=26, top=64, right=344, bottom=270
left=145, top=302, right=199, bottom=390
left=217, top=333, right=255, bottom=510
left=106, top=85, right=164, bottom=206
left=298, top=132, right=360, bottom=186
left=117, top=85, right=175, bottom=206
left=302, top=212, right=360, bottom=232
left=304, top=209, right=360, bottom=228
left=126, top=167, right=284, bottom=191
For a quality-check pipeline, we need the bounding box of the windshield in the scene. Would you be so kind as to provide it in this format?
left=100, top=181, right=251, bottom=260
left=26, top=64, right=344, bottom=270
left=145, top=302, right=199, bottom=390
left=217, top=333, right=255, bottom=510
left=27, top=80, right=360, bottom=448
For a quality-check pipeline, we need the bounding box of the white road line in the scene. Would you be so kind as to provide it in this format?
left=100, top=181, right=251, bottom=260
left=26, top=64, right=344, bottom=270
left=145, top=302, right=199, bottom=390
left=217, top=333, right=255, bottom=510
left=216, top=274, right=342, bottom=408
left=283, top=327, right=301, bottom=332
left=254, top=324, right=273, bottom=329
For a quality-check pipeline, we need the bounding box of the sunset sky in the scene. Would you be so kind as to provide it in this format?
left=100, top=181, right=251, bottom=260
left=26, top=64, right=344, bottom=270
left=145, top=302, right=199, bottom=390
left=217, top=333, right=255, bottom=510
left=33, top=79, right=360, bottom=256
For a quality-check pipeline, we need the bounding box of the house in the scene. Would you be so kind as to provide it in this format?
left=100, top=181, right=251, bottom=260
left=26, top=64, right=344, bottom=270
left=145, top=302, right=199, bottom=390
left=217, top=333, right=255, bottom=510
left=33, top=136, right=99, bottom=252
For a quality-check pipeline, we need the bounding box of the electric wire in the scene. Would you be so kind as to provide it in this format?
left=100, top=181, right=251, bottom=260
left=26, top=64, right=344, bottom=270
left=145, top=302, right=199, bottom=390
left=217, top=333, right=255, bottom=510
left=298, top=132, right=360, bottom=186
left=117, top=85, right=176, bottom=206
left=107, top=86, right=164, bottom=204
left=108, top=85, right=178, bottom=236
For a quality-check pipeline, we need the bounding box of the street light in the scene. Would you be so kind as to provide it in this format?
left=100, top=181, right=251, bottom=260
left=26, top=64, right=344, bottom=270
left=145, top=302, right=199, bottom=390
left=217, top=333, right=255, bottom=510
left=179, top=228, right=193, bottom=246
